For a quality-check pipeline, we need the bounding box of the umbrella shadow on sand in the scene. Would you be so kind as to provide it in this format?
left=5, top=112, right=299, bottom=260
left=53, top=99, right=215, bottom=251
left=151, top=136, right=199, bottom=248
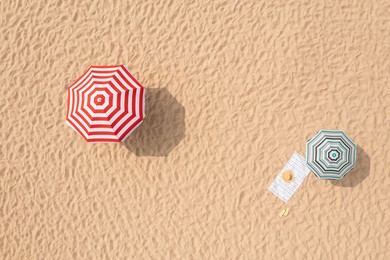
left=330, top=145, right=370, bottom=187
left=123, top=88, right=185, bottom=157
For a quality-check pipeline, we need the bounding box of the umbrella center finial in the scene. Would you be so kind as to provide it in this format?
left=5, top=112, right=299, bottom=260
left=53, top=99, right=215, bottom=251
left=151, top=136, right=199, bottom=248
left=94, top=95, right=105, bottom=106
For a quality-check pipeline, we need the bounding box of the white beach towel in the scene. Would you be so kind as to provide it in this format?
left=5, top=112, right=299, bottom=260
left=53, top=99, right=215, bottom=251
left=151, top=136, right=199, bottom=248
left=268, top=152, right=310, bottom=203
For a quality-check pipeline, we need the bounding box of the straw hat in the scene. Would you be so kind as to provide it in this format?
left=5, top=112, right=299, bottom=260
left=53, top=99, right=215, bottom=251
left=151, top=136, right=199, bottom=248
left=282, top=170, right=294, bottom=182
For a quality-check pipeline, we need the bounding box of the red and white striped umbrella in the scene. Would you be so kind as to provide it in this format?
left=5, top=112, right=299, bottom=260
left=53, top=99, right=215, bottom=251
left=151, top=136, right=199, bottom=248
left=66, top=65, right=145, bottom=142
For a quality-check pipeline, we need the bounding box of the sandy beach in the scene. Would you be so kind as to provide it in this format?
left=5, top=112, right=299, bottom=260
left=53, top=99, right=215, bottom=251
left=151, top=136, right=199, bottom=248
left=1, top=0, right=390, bottom=259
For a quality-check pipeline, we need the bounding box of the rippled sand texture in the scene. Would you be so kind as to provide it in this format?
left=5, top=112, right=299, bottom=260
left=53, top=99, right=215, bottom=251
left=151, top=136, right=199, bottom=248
left=1, top=0, right=390, bottom=259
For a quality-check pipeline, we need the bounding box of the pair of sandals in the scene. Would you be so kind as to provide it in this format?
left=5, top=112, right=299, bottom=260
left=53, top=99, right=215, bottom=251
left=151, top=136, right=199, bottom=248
left=279, top=208, right=290, bottom=217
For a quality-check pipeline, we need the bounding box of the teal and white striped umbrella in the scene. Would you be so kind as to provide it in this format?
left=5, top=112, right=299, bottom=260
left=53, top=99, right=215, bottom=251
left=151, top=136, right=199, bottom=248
left=306, top=130, right=357, bottom=180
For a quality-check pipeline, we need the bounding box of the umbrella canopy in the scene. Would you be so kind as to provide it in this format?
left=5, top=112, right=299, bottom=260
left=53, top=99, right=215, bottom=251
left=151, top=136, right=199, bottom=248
left=306, top=130, right=356, bottom=180
left=66, top=65, right=145, bottom=142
